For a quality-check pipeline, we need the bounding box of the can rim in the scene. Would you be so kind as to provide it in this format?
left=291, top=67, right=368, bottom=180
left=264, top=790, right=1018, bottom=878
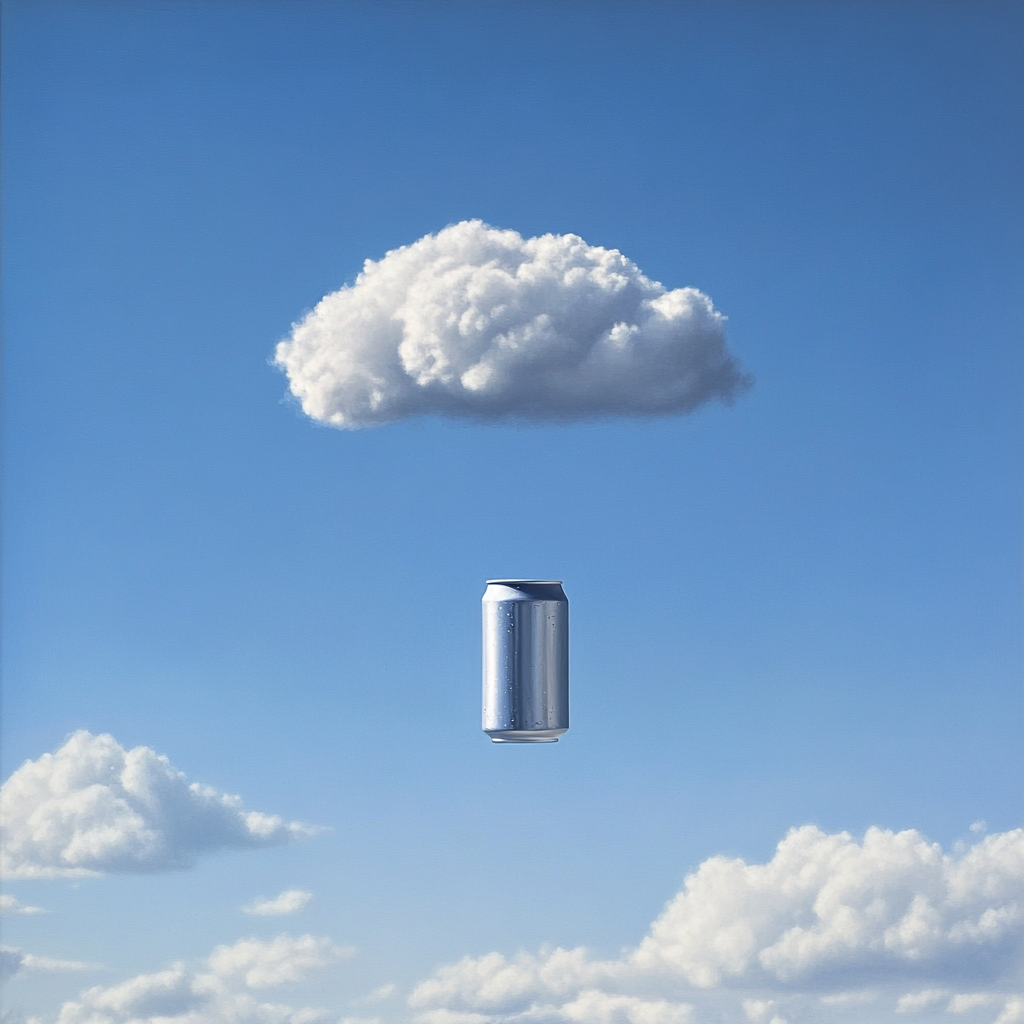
left=486, top=579, right=563, bottom=585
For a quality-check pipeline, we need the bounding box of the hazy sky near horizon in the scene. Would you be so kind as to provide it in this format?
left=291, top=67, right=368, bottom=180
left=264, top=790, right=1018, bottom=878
left=1, top=3, right=1022, bottom=1024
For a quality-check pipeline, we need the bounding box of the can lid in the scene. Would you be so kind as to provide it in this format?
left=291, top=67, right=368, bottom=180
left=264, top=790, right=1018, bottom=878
left=486, top=579, right=563, bottom=585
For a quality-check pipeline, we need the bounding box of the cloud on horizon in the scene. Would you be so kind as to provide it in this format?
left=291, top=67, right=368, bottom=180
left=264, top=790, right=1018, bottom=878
left=6, top=825, right=1022, bottom=1024
left=0, top=732, right=317, bottom=878
left=42, top=934, right=351, bottom=1024
left=274, top=220, right=750, bottom=429
left=409, top=825, right=1024, bottom=1024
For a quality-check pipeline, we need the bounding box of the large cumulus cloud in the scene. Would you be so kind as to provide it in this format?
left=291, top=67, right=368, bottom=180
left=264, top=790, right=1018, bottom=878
left=409, top=825, right=1024, bottom=1024
left=632, top=824, right=1024, bottom=987
left=274, top=221, right=750, bottom=428
left=0, top=732, right=316, bottom=878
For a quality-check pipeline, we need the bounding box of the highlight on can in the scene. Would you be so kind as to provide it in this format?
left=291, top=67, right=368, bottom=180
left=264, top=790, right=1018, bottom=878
left=482, top=580, right=569, bottom=743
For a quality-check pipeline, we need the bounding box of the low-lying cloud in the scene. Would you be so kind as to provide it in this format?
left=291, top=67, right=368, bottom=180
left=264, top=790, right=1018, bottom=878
left=410, top=825, right=1024, bottom=1024
left=274, top=220, right=750, bottom=428
left=8, top=825, right=1023, bottom=1024
left=0, top=732, right=317, bottom=878
left=47, top=934, right=351, bottom=1024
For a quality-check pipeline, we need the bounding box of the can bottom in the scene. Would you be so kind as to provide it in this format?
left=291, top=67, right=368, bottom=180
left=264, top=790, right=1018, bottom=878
left=485, top=729, right=566, bottom=744
left=491, top=737, right=559, bottom=743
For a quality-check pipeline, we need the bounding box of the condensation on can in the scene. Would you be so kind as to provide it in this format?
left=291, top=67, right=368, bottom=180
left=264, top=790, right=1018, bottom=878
left=482, top=580, right=568, bottom=743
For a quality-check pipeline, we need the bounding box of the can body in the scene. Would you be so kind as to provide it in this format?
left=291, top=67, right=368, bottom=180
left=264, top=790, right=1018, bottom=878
left=482, top=580, right=568, bottom=743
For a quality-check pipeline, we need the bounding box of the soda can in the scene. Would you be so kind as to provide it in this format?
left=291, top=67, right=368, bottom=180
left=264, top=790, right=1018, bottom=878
left=482, top=580, right=569, bottom=743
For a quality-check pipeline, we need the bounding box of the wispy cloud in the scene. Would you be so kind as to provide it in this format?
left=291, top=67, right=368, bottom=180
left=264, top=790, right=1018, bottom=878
left=354, top=984, right=396, bottom=1005
left=1, top=946, right=100, bottom=982
left=243, top=890, right=312, bottom=917
left=947, top=992, right=997, bottom=1013
left=52, top=933, right=351, bottom=1024
left=895, top=988, right=949, bottom=1012
left=274, top=220, right=750, bottom=429
left=0, top=895, right=44, bottom=916
left=0, top=732, right=319, bottom=878
left=995, top=996, right=1024, bottom=1024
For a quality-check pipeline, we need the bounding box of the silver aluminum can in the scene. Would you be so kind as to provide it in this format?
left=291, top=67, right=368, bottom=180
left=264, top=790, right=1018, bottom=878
left=482, top=580, right=568, bottom=743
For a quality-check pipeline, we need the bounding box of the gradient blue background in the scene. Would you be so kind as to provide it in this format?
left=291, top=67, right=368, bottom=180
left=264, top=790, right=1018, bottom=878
left=2, top=1, right=1021, bottom=1017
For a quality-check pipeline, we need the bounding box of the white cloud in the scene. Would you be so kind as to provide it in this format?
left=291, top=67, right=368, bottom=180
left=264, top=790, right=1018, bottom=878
left=635, top=825, right=1024, bottom=986
left=354, top=984, right=396, bottom=1005
left=414, top=1013, right=492, bottom=1024
left=559, top=991, right=692, bottom=1024
left=819, top=991, right=875, bottom=1006
left=895, top=989, right=949, bottom=1012
left=0, top=732, right=317, bottom=878
left=742, top=999, right=774, bottom=1022
left=208, top=934, right=353, bottom=988
left=274, top=220, right=749, bottom=429
left=947, top=992, right=996, bottom=1013
left=52, top=934, right=349, bottom=1024
left=244, top=890, right=313, bottom=917
left=0, top=894, right=44, bottom=915
left=0, top=1010, right=43, bottom=1024
left=996, top=997, right=1024, bottom=1024
left=409, top=949, right=616, bottom=1012
left=410, top=826, right=1024, bottom=1024
left=1, top=946, right=98, bottom=982
left=411, top=996, right=694, bottom=1024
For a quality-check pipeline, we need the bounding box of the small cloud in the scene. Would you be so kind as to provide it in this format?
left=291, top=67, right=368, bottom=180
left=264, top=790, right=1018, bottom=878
left=0, top=895, right=44, bottom=916
left=242, top=889, right=312, bottom=917
left=274, top=220, right=750, bottom=429
left=0, top=1010, right=45, bottom=1024
left=20, top=952, right=100, bottom=973
left=896, top=989, right=949, bottom=1012
left=947, top=992, right=996, bottom=1013
left=0, top=731, right=318, bottom=878
left=970, top=820, right=988, bottom=834
left=742, top=1004, right=789, bottom=1024
left=413, top=1014, right=492, bottom=1024
left=996, top=997, right=1024, bottom=1024
left=54, top=933, right=350, bottom=1024
left=354, top=984, right=396, bottom=1005
left=208, top=934, right=354, bottom=988
left=820, top=991, right=875, bottom=1006
left=560, top=991, right=693, bottom=1024
left=0, top=946, right=100, bottom=981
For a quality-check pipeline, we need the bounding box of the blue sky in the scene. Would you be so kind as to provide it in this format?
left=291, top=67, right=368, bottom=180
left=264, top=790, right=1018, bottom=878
left=1, top=3, right=1021, bottom=1024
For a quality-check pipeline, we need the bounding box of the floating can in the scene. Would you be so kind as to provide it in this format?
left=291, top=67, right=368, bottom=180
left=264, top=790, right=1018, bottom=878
left=482, top=580, right=569, bottom=743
